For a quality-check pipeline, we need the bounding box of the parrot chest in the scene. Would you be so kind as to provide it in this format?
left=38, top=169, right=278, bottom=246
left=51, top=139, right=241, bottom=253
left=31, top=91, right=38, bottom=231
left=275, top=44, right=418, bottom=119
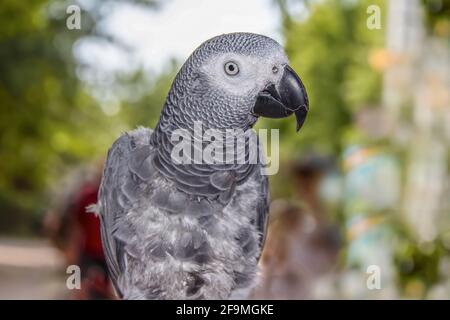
left=120, top=175, right=264, bottom=299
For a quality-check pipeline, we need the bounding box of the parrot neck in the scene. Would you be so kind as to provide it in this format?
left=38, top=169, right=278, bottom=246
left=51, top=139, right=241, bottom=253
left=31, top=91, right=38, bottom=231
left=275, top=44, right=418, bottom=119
left=150, top=105, right=261, bottom=200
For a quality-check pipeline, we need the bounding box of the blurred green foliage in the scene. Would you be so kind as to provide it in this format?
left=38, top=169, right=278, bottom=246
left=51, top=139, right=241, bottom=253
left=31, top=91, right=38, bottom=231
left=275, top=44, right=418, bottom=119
left=1, top=0, right=100, bottom=225
left=422, top=0, right=450, bottom=36
left=266, top=0, right=385, bottom=199
left=274, top=0, right=384, bottom=154
left=0, top=0, right=170, bottom=234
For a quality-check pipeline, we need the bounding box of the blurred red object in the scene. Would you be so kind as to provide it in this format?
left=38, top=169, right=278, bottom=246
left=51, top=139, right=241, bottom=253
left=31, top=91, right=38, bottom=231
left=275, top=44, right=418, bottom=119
left=73, top=179, right=104, bottom=260
left=44, top=166, right=115, bottom=299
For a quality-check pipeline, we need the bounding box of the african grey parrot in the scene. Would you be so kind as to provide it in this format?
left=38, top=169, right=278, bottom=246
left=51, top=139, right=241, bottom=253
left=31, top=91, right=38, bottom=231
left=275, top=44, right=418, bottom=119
left=97, top=33, right=309, bottom=299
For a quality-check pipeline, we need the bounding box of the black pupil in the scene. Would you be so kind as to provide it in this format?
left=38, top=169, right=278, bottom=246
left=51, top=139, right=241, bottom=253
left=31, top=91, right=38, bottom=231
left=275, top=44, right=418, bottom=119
left=228, top=64, right=235, bottom=72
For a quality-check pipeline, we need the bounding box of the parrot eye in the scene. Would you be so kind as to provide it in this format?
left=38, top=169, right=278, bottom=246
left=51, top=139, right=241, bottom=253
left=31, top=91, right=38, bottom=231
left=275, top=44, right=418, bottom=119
left=272, top=65, right=279, bottom=74
left=224, top=61, right=239, bottom=76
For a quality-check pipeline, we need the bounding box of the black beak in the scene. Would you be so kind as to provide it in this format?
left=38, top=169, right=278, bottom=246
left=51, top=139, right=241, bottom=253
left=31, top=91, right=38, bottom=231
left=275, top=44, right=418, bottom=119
left=251, top=65, right=309, bottom=132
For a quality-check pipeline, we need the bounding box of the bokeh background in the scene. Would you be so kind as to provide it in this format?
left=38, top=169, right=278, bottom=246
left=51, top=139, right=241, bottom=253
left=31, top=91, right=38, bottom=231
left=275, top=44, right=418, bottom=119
left=0, top=0, right=449, bottom=299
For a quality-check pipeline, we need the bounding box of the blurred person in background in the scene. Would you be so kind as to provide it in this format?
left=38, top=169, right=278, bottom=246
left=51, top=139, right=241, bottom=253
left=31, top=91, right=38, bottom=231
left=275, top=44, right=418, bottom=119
left=254, top=155, right=340, bottom=299
left=44, top=162, right=114, bottom=299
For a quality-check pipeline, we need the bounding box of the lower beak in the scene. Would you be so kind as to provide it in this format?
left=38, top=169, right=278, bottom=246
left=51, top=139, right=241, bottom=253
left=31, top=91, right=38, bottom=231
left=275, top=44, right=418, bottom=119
left=251, top=65, right=309, bottom=132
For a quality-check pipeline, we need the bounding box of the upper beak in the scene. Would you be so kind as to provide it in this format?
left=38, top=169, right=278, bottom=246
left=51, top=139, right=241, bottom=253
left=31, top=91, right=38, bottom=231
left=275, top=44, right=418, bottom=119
left=251, top=65, right=309, bottom=132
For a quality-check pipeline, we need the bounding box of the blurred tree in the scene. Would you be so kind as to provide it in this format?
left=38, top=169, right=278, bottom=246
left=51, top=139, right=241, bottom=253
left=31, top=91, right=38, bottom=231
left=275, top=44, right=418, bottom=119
left=422, top=0, right=450, bottom=37
left=0, top=0, right=171, bottom=234
left=270, top=0, right=385, bottom=154
left=266, top=0, right=385, bottom=199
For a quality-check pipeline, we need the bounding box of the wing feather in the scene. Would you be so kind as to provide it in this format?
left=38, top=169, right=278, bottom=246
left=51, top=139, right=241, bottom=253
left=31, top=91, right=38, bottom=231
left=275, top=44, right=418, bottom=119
left=98, top=128, right=154, bottom=297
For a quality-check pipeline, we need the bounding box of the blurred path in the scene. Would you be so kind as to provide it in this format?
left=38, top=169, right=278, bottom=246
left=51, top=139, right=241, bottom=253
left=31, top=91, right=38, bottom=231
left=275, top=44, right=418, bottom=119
left=0, top=237, right=67, bottom=299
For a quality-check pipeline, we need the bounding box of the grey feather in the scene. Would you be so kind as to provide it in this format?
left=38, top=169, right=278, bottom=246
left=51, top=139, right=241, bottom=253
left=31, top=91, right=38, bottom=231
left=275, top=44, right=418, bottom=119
left=98, top=33, right=289, bottom=299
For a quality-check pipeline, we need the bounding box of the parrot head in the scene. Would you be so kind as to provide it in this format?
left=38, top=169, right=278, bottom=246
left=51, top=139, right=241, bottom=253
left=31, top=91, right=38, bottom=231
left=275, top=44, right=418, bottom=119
left=165, top=32, right=309, bottom=132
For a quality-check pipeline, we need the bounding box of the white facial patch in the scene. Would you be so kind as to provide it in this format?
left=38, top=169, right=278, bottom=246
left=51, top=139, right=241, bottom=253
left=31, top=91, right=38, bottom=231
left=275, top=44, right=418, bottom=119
left=200, top=50, right=289, bottom=97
